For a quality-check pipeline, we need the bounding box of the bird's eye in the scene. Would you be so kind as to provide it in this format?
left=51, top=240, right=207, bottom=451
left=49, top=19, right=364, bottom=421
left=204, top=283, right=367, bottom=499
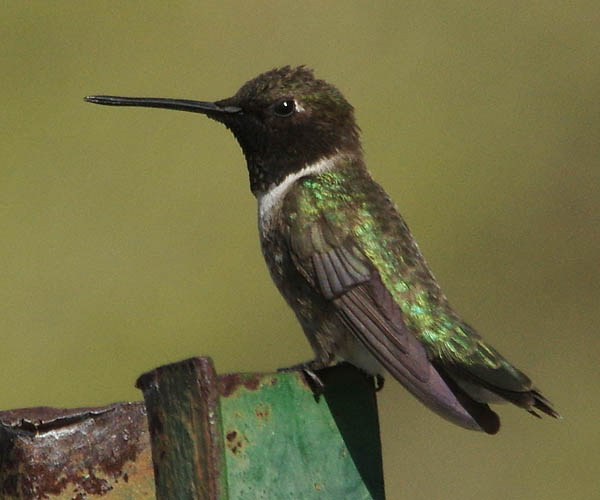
left=273, top=99, right=295, bottom=117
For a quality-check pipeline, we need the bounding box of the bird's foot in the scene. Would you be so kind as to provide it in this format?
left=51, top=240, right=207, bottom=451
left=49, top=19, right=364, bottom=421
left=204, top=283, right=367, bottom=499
left=373, top=374, right=385, bottom=392
left=278, top=360, right=327, bottom=399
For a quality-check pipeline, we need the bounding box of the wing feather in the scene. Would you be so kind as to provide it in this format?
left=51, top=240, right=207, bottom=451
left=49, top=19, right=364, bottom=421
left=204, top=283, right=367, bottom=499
left=310, top=245, right=430, bottom=384
left=289, top=218, right=504, bottom=432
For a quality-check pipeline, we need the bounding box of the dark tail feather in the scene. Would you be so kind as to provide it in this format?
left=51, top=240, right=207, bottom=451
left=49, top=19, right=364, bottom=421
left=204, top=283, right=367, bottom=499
left=475, top=384, right=561, bottom=420
left=441, top=360, right=561, bottom=421
left=435, top=365, right=501, bottom=434
left=531, top=389, right=561, bottom=419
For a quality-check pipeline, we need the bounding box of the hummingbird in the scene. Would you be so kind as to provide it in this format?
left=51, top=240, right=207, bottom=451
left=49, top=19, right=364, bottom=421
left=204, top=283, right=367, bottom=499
left=85, top=66, right=559, bottom=434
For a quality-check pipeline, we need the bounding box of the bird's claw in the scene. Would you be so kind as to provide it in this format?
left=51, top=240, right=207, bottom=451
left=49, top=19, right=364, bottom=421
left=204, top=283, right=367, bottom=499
left=278, top=361, right=326, bottom=399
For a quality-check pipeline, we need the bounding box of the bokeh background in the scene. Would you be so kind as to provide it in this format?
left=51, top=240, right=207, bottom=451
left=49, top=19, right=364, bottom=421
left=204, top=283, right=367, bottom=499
left=3, top=2, right=599, bottom=498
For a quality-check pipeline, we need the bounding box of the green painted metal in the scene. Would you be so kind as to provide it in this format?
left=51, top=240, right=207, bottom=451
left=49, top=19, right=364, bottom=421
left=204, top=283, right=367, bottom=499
left=218, top=364, right=385, bottom=499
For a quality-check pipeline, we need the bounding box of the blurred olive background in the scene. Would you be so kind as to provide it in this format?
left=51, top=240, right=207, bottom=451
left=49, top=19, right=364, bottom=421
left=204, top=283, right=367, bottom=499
left=3, top=2, right=599, bottom=499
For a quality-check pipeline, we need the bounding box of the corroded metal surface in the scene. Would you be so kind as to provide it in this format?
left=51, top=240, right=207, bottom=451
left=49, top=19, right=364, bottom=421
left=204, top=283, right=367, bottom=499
left=136, top=357, right=228, bottom=500
left=218, top=372, right=262, bottom=398
left=0, top=402, right=154, bottom=499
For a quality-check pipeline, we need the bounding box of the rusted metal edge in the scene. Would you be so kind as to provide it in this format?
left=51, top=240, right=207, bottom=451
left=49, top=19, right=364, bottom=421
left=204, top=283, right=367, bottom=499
left=0, top=405, right=117, bottom=434
left=0, top=402, right=153, bottom=499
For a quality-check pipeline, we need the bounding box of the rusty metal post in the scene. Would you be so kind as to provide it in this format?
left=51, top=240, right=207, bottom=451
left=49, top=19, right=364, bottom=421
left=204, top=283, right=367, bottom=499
left=136, top=358, right=228, bottom=500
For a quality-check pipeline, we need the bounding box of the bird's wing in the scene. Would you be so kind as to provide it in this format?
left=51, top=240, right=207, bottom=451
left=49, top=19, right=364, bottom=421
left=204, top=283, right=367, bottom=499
left=287, top=215, right=501, bottom=433
left=309, top=238, right=430, bottom=383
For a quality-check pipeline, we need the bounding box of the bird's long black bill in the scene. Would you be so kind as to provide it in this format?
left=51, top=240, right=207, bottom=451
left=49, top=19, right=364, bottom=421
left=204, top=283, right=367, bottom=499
left=84, top=95, right=241, bottom=116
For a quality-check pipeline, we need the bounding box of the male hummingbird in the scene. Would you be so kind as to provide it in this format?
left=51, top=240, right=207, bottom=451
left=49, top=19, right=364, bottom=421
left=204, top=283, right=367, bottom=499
left=85, top=66, right=559, bottom=433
